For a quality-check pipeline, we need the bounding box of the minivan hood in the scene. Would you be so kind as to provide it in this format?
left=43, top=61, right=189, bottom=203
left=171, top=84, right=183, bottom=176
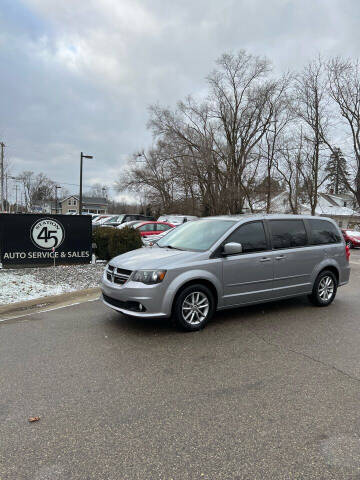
left=109, top=247, right=205, bottom=270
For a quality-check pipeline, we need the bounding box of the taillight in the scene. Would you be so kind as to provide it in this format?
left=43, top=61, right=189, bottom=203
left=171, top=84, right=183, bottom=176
left=345, top=244, right=350, bottom=261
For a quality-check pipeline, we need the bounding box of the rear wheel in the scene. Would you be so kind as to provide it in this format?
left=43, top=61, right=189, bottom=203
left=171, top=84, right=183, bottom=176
left=173, top=284, right=215, bottom=331
left=308, top=270, right=338, bottom=307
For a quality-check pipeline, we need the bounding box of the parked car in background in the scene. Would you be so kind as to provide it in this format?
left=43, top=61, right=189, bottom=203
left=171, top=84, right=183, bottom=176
left=142, top=228, right=174, bottom=247
left=102, top=214, right=350, bottom=331
left=98, top=214, right=155, bottom=228
left=92, top=215, right=116, bottom=227
left=100, top=214, right=127, bottom=227
left=157, top=215, right=198, bottom=225
left=117, top=220, right=144, bottom=230
left=92, top=215, right=110, bottom=224
left=135, top=221, right=174, bottom=237
left=117, top=220, right=174, bottom=236
left=341, top=229, right=360, bottom=248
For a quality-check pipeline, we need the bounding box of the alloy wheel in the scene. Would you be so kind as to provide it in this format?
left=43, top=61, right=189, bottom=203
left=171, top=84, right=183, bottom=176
left=181, top=291, right=209, bottom=325
left=318, top=275, right=335, bottom=302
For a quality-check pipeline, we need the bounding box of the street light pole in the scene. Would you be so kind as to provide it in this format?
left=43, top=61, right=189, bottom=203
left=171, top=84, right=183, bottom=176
left=79, top=152, right=93, bottom=215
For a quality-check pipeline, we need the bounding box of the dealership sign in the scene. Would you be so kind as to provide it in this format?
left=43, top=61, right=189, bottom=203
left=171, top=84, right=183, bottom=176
left=0, top=214, right=92, bottom=266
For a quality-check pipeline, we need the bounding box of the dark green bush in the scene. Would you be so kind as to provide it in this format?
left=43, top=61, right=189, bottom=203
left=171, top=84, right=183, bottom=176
left=93, top=227, right=143, bottom=260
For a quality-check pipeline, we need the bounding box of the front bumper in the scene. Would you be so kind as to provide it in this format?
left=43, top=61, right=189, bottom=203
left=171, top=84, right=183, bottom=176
left=101, top=274, right=171, bottom=318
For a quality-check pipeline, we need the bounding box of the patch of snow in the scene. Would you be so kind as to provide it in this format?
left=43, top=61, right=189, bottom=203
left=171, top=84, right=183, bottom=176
left=0, top=264, right=105, bottom=306
left=0, top=272, right=70, bottom=305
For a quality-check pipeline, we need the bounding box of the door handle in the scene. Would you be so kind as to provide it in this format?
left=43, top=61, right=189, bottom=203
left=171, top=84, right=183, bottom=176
left=275, top=255, right=285, bottom=260
left=260, top=257, right=271, bottom=262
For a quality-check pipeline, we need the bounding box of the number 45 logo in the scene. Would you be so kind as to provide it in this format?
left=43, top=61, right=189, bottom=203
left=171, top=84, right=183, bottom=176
left=30, top=218, right=65, bottom=250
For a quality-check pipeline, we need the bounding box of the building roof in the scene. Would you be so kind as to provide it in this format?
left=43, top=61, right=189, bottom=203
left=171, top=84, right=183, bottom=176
left=60, top=195, right=109, bottom=205
left=269, top=191, right=360, bottom=218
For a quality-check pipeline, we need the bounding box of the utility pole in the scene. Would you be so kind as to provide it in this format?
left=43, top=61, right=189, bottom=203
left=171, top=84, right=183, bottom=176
left=0, top=142, right=5, bottom=212
left=5, top=174, right=8, bottom=212
left=55, top=185, right=61, bottom=214
left=79, top=152, right=93, bottom=215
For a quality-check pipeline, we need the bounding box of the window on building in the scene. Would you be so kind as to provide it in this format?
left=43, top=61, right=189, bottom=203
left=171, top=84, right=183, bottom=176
left=226, top=221, right=268, bottom=253
left=270, top=220, right=307, bottom=249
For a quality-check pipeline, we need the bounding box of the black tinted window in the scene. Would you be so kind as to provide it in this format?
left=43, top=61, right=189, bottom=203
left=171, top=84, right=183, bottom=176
left=309, top=219, right=341, bottom=244
left=226, top=221, right=267, bottom=253
left=270, top=220, right=307, bottom=249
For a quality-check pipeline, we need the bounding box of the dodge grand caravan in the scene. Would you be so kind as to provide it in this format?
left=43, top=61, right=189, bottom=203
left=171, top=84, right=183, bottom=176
left=101, top=215, right=351, bottom=331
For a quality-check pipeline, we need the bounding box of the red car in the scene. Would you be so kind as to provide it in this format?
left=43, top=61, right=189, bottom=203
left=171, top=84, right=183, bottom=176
left=133, top=221, right=175, bottom=237
left=341, top=229, right=360, bottom=248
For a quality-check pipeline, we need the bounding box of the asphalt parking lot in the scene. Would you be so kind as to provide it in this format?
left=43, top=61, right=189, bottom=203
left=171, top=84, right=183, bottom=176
left=1, top=250, right=360, bottom=480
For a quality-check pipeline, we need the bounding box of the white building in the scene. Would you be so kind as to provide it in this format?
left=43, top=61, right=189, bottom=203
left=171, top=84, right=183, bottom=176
left=268, top=191, right=360, bottom=229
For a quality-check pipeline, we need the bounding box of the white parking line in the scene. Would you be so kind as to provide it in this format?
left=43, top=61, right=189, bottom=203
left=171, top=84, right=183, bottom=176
left=0, top=297, right=100, bottom=323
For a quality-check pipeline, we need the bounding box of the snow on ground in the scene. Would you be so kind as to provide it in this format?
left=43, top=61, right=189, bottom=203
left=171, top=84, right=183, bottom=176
left=0, top=263, right=105, bottom=305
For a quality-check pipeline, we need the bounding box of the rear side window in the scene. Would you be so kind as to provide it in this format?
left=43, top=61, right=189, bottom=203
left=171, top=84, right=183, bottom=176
left=226, top=221, right=267, bottom=253
left=309, top=219, right=341, bottom=244
left=270, top=220, right=307, bottom=249
left=138, top=223, right=156, bottom=232
left=158, top=224, right=172, bottom=231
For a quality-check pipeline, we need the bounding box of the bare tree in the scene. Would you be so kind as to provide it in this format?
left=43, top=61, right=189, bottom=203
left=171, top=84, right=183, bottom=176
left=328, top=57, right=360, bottom=206
left=293, top=57, right=331, bottom=214
left=116, top=147, right=177, bottom=212
left=274, top=133, right=306, bottom=214
left=85, top=183, right=109, bottom=198
left=206, top=51, right=288, bottom=213
left=18, top=171, right=56, bottom=211
left=119, top=51, right=290, bottom=216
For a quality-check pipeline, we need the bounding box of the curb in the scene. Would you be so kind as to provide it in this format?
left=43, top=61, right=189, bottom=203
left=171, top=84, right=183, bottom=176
left=0, top=287, right=101, bottom=319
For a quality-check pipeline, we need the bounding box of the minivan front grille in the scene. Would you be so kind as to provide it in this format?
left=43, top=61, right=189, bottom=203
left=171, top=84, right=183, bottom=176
left=106, top=264, right=132, bottom=286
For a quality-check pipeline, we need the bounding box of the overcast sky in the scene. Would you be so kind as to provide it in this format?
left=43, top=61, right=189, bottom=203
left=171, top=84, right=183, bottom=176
left=1, top=0, right=359, bottom=200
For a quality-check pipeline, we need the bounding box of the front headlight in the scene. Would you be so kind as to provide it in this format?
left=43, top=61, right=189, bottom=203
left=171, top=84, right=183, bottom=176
left=131, top=270, right=167, bottom=284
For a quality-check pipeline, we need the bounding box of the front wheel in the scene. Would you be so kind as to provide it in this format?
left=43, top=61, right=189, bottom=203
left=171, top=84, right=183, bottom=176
left=308, top=270, right=338, bottom=307
left=173, top=284, right=215, bottom=331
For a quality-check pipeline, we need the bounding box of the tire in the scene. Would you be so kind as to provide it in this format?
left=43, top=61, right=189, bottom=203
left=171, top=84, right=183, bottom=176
left=173, top=284, right=215, bottom=331
left=346, top=240, right=353, bottom=249
left=308, top=270, right=338, bottom=307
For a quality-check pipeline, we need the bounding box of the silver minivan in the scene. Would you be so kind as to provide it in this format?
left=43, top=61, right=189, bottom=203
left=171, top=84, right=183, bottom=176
left=101, top=215, right=351, bottom=331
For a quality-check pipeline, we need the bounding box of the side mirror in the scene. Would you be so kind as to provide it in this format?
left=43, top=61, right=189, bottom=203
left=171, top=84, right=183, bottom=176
left=223, top=242, right=243, bottom=255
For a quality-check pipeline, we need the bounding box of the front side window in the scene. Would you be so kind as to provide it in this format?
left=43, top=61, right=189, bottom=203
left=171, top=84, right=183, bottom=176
left=270, top=220, right=307, bottom=249
left=157, top=219, right=236, bottom=251
left=309, top=219, right=342, bottom=244
left=226, top=221, right=267, bottom=253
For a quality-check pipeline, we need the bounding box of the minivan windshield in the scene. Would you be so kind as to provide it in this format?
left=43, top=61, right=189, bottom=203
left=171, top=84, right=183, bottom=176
left=157, top=219, right=236, bottom=251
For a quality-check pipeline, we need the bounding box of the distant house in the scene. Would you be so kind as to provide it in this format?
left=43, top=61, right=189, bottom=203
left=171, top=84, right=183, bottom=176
left=59, top=195, right=109, bottom=215
left=268, top=191, right=360, bottom=228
